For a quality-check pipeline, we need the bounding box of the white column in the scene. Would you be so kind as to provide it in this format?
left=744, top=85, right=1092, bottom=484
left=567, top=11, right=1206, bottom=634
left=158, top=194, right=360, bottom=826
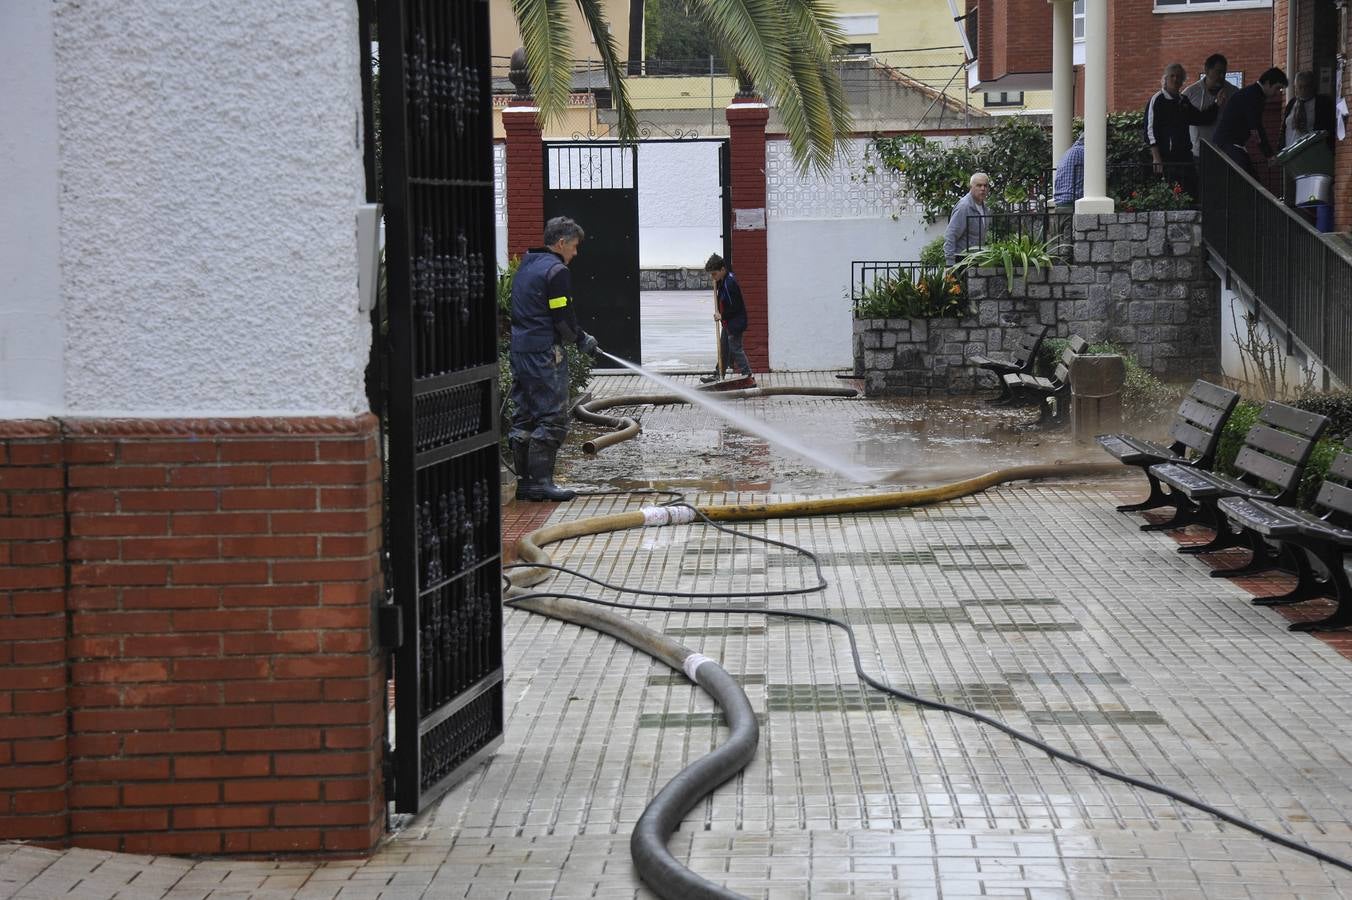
left=1051, top=0, right=1075, bottom=162
left=1076, top=0, right=1114, bottom=213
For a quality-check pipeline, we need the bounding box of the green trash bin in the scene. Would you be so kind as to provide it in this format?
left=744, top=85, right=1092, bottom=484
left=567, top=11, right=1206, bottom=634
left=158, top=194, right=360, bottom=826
left=1274, top=130, right=1333, bottom=202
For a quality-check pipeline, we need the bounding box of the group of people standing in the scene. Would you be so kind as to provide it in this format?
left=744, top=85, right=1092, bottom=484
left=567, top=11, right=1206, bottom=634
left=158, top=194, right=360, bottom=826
left=1046, top=56, right=1334, bottom=215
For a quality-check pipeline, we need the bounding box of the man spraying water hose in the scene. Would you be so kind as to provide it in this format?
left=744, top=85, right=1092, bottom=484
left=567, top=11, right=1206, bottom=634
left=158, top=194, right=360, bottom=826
left=508, top=217, right=604, bottom=502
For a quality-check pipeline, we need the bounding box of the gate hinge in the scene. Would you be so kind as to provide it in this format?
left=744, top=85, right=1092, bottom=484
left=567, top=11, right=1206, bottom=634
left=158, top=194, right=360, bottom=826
left=376, top=599, right=404, bottom=650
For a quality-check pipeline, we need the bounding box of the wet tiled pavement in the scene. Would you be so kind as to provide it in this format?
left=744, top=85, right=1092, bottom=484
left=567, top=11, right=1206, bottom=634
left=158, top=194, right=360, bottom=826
left=6, top=373, right=1352, bottom=898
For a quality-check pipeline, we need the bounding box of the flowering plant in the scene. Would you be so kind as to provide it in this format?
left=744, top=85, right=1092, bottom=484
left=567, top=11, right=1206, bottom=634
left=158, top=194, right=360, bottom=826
left=1117, top=180, right=1194, bottom=212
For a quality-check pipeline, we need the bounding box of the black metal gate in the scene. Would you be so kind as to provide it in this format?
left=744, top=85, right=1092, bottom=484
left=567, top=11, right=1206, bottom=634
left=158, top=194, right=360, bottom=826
left=374, top=0, right=503, bottom=815
left=543, top=142, right=641, bottom=362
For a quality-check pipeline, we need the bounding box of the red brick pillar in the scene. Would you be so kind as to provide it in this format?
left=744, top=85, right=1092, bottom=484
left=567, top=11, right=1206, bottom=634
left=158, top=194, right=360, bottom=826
left=727, top=98, right=771, bottom=371
left=0, top=421, right=70, bottom=847
left=58, top=416, right=385, bottom=856
left=503, top=103, right=545, bottom=258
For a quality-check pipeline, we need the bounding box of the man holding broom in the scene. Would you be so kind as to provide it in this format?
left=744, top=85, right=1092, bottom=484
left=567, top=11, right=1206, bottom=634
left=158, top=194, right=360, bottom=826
left=698, top=253, right=755, bottom=387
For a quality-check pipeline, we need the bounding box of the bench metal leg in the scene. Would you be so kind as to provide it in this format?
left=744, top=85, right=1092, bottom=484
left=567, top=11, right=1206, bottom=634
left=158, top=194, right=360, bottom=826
left=1287, top=546, right=1352, bottom=632
left=1209, top=530, right=1282, bottom=578
left=1140, top=499, right=1206, bottom=532
left=1252, top=544, right=1329, bottom=607
left=1117, top=472, right=1175, bottom=514
left=1177, top=504, right=1242, bottom=554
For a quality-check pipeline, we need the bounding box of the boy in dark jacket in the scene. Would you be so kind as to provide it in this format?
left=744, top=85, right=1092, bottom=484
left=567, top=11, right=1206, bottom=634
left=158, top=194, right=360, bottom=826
left=701, top=253, right=754, bottom=386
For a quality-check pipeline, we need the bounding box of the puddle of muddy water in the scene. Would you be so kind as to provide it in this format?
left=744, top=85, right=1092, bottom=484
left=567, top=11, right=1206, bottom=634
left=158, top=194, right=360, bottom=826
left=560, top=394, right=1148, bottom=495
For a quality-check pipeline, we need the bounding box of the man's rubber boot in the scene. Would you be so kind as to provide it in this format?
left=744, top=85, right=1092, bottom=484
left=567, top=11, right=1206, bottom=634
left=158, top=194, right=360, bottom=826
left=511, top=439, right=535, bottom=501
left=522, top=443, right=576, bottom=502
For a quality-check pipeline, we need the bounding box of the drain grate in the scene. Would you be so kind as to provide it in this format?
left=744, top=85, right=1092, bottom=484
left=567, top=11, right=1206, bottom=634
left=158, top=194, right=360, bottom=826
left=662, top=598, right=768, bottom=609
left=639, top=712, right=768, bottom=728
left=769, top=550, right=937, bottom=567
left=1026, top=709, right=1166, bottom=726
left=662, top=625, right=766, bottom=637
left=973, top=622, right=1084, bottom=633
left=647, top=673, right=767, bottom=686
left=766, top=607, right=972, bottom=626
left=766, top=682, right=1023, bottom=712
left=961, top=597, right=1062, bottom=607
left=1005, top=671, right=1129, bottom=686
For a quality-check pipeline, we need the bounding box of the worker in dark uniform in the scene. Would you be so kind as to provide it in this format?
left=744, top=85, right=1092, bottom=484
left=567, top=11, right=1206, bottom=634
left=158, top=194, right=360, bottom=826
left=509, top=217, right=600, bottom=502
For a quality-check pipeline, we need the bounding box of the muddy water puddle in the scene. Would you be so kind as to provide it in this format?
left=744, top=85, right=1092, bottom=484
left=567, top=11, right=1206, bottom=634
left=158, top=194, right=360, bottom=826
left=560, top=394, right=1133, bottom=495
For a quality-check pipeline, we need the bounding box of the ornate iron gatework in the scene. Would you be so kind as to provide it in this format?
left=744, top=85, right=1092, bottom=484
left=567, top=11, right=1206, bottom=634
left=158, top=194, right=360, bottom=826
left=376, top=0, right=503, bottom=815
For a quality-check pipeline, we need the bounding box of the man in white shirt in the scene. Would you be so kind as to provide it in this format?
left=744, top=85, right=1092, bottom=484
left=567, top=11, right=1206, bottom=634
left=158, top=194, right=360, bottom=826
left=1181, top=54, right=1237, bottom=159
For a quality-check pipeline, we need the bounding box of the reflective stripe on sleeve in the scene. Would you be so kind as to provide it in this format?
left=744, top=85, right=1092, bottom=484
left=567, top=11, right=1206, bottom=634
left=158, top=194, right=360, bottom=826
left=548, top=296, right=569, bottom=309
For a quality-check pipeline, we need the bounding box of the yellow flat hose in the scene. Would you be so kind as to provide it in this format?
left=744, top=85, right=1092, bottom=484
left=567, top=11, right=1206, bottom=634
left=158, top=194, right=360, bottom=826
left=506, top=461, right=1120, bottom=589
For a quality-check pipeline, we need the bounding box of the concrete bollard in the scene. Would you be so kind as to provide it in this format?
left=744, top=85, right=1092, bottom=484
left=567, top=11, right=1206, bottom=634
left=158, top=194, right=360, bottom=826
left=1069, top=354, right=1126, bottom=444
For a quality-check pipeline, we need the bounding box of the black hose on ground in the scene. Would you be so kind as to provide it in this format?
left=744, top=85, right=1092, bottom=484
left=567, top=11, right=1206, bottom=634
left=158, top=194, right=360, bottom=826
left=508, top=501, right=1352, bottom=881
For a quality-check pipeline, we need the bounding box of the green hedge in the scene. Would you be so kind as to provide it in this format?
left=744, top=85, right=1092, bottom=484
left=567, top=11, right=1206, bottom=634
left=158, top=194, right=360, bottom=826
left=1215, top=396, right=1352, bottom=509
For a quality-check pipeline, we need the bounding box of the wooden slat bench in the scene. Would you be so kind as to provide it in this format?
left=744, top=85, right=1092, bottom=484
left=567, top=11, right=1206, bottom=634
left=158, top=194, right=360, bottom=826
left=967, top=324, right=1049, bottom=403
left=1148, top=401, right=1328, bottom=557
left=1096, top=380, right=1240, bottom=523
left=1001, top=334, right=1088, bottom=424
left=1216, top=449, right=1352, bottom=630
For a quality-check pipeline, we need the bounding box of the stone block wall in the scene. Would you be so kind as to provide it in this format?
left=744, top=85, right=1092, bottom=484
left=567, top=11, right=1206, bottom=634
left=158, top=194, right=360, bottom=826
left=638, top=268, right=710, bottom=291
left=854, top=212, right=1218, bottom=396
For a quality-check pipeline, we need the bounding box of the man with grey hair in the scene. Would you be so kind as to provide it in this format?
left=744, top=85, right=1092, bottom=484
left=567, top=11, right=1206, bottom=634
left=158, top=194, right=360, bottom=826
left=943, top=172, right=990, bottom=265
left=508, top=216, right=601, bottom=502
left=1145, top=62, right=1216, bottom=199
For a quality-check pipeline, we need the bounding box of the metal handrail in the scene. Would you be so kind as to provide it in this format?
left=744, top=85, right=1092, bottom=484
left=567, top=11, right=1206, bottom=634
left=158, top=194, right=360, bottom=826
left=1200, top=140, right=1351, bottom=387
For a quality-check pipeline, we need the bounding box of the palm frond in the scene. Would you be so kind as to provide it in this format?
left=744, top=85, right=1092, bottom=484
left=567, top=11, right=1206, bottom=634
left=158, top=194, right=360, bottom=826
left=780, top=0, right=846, bottom=64
left=687, top=0, right=791, bottom=102
left=510, top=0, right=573, bottom=128
left=573, top=0, right=637, bottom=139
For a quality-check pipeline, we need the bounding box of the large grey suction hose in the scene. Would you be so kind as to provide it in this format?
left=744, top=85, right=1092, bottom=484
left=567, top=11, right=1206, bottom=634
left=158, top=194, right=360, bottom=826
left=631, top=659, right=757, bottom=899
left=505, top=579, right=754, bottom=900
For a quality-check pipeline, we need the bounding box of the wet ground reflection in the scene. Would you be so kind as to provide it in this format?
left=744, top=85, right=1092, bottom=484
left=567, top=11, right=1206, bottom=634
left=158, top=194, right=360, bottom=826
left=561, top=393, right=1132, bottom=495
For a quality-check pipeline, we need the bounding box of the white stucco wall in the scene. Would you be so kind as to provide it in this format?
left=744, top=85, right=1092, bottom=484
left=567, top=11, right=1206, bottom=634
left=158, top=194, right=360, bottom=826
left=766, top=138, right=943, bottom=371
left=1219, top=284, right=1330, bottom=395
left=638, top=142, right=722, bottom=268
left=1, top=2, right=65, bottom=417
left=51, top=0, right=368, bottom=416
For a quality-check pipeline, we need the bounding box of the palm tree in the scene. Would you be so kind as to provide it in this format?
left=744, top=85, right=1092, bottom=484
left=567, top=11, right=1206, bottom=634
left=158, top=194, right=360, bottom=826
left=510, top=0, right=854, bottom=173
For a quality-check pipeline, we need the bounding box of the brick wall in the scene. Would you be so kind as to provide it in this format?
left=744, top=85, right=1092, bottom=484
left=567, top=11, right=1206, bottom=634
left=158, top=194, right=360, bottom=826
left=0, top=416, right=387, bottom=856
left=979, top=0, right=1051, bottom=84
left=503, top=104, right=544, bottom=259
left=1108, top=6, right=1273, bottom=114
left=0, top=422, right=69, bottom=847
left=727, top=100, right=770, bottom=372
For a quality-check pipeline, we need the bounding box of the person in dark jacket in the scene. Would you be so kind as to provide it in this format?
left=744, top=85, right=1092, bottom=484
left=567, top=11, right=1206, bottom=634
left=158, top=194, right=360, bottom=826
left=1282, top=70, right=1336, bottom=152
left=1144, top=63, right=1216, bottom=199
left=701, top=253, right=754, bottom=386
left=1212, top=67, right=1288, bottom=175
left=508, top=217, right=600, bottom=502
